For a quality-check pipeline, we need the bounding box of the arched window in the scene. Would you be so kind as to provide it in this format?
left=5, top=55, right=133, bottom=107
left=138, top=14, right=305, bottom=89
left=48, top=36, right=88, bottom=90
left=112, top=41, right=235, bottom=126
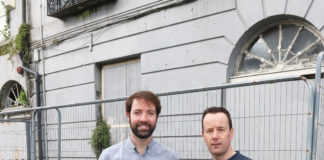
left=0, top=81, right=29, bottom=110
left=230, top=18, right=324, bottom=82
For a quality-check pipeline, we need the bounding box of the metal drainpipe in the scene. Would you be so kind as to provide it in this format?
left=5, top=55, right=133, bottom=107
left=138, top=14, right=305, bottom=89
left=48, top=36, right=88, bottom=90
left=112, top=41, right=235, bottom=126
left=22, top=0, right=26, bottom=23
left=21, top=0, right=43, bottom=159
left=20, top=66, right=43, bottom=160
left=39, top=0, right=48, bottom=159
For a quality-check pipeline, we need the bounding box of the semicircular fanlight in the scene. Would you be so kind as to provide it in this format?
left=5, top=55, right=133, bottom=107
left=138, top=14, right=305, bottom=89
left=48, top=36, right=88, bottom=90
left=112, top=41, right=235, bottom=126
left=237, top=23, right=324, bottom=76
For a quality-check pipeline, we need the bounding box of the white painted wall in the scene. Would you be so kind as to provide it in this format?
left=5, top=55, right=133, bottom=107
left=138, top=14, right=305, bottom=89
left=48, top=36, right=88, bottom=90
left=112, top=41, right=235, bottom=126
left=1, top=0, right=323, bottom=159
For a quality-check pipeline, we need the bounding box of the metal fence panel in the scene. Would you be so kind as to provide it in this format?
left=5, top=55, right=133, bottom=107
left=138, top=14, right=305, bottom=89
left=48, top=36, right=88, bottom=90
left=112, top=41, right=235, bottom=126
left=103, top=80, right=311, bottom=160
left=44, top=105, right=97, bottom=159
left=0, top=76, right=321, bottom=160
left=0, top=120, right=30, bottom=160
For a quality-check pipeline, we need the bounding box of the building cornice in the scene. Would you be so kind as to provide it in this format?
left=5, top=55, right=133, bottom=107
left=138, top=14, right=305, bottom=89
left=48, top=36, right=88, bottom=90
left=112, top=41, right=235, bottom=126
left=30, top=0, right=194, bottom=49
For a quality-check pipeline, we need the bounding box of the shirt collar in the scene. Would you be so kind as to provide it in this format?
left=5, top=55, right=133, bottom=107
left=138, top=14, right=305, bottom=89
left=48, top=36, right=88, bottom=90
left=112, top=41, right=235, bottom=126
left=126, top=137, right=155, bottom=153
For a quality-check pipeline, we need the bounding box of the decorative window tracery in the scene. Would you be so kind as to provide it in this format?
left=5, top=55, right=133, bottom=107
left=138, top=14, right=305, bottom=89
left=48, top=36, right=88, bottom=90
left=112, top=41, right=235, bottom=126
left=0, top=81, right=28, bottom=110
left=235, top=22, right=324, bottom=77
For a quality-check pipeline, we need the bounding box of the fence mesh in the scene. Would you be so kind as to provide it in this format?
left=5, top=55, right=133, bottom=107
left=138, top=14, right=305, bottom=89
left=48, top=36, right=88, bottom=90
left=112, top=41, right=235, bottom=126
left=44, top=105, right=97, bottom=159
left=0, top=119, right=30, bottom=160
left=104, top=80, right=310, bottom=160
left=0, top=78, right=319, bottom=160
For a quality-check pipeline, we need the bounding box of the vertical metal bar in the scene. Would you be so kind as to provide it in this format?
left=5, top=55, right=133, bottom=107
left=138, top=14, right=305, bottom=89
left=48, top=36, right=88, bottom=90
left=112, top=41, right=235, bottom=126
left=313, top=52, right=324, bottom=160
left=56, top=108, right=61, bottom=160
left=303, top=76, right=315, bottom=160
left=221, top=88, right=226, bottom=107
left=20, top=66, right=43, bottom=160
left=31, top=111, right=38, bottom=160
left=26, top=121, right=31, bottom=160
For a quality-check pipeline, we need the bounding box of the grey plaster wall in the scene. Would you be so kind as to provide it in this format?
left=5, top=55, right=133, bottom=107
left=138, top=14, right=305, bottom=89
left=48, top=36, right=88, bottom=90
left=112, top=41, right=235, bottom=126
left=23, top=0, right=324, bottom=159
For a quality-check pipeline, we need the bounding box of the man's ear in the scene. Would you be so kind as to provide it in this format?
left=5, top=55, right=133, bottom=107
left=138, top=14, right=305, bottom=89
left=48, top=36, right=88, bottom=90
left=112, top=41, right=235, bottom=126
left=230, top=128, right=234, bottom=139
left=126, top=112, right=130, bottom=122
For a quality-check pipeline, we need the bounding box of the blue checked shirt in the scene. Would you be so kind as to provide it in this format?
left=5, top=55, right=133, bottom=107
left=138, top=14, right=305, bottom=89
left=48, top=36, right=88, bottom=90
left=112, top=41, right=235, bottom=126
left=99, top=137, right=179, bottom=160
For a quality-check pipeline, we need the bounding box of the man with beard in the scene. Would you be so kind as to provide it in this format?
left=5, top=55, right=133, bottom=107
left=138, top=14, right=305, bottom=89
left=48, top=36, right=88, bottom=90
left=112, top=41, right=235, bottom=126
left=202, top=107, right=251, bottom=160
left=99, top=90, right=178, bottom=160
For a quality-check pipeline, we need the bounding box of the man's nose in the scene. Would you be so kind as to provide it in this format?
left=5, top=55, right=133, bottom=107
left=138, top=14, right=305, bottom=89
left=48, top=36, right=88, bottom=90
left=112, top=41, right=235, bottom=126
left=212, top=130, right=219, bottom=139
left=139, top=113, right=149, bottom=121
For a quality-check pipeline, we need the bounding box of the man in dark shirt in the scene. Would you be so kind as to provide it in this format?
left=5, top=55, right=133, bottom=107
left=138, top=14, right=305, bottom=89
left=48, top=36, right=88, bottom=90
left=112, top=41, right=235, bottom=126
left=201, top=107, right=251, bottom=160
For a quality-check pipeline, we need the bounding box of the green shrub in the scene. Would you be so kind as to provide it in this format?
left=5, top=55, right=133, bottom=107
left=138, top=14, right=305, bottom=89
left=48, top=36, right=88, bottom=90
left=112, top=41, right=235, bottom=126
left=17, top=90, right=29, bottom=106
left=91, top=118, right=111, bottom=158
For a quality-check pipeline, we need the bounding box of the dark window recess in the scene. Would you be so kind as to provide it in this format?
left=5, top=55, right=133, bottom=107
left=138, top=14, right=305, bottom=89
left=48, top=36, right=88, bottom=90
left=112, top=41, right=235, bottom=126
left=47, top=0, right=108, bottom=18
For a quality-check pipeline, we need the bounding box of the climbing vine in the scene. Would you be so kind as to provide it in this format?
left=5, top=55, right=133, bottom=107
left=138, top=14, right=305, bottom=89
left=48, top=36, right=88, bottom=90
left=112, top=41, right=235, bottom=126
left=0, top=3, right=10, bottom=41
left=15, top=23, right=30, bottom=63
left=0, top=40, right=14, bottom=56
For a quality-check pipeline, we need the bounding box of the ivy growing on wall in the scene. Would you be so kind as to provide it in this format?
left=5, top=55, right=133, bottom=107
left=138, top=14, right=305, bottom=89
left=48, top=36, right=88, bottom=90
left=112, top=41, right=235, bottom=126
left=0, top=25, right=10, bottom=40
left=0, top=1, right=10, bottom=41
left=5, top=6, right=10, bottom=24
left=15, top=23, right=30, bottom=63
left=0, top=40, right=14, bottom=56
left=77, top=7, right=97, bottom=20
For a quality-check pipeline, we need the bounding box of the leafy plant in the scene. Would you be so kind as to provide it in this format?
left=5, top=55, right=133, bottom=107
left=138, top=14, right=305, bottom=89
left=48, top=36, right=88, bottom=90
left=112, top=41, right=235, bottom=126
left=0, top=1, right=11, bottom=41
left=0, top=25, right=10, bottom=40
left=90, top=117, right=111, bottom=158
left=0, top=40, right=14, bottom=56
left=5, top=7, right=10, bottom=25
left=17, top=90, right=29, bottom=106
left=15, top=23, right=30, bottom=63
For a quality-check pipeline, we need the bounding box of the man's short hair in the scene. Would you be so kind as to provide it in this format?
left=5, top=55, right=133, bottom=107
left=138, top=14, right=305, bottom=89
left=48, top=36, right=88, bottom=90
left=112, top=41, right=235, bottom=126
left=125, top=90, right=161, bottom=116
left=202, top=107, right=232, bottom=130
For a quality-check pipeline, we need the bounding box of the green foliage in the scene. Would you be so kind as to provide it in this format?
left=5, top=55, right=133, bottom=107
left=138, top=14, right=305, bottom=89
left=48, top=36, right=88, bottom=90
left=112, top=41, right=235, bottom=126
left=0, top=25, right=10, bottom=40
left=15, top=23, right=30, bottom=63
left=0, top=40, right=14, bottom=56
left=5, top=7, right=10, bottom=25
left=17, top=90, right=29, bottom=106
left=91, top=118, right=111, bottom=158
left=0, top=2, right=11, bottom=41
left=77, top=7, right=97, bottom=20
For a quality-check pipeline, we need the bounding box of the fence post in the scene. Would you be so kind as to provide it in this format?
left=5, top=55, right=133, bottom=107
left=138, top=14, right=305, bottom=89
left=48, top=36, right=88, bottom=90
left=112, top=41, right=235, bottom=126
left=312, top=51, right=324, bottom=160
left=56, top=108, right=61, bottom=160
left=26, top=121, right=31, bottom=160
left=221, top=88, right=226, bottom=107
left=31, top=111, right=38, bottom=160
left=304, top=78, right=314, bottom=160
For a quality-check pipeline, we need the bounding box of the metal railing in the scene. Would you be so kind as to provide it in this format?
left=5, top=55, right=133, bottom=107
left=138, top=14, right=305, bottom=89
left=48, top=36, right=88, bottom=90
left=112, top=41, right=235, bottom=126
left=0, top=52, right=324, bottom=159
left=47, top=0, right=107, bottom=18
left=312, top=52, right=324, bottom=160
left=0, top=75, right=314, bottom=160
